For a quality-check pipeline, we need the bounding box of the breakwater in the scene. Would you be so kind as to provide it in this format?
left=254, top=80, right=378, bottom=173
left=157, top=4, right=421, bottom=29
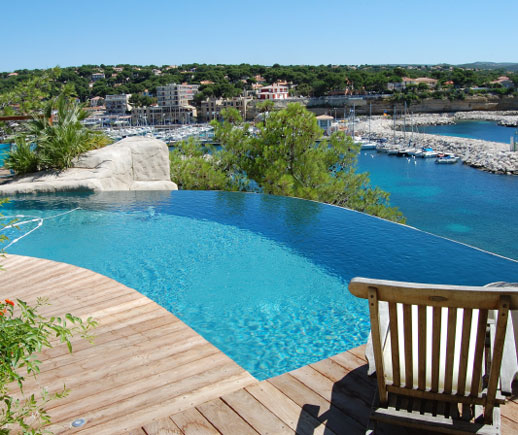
left=356, top=113, right=518, bottom=175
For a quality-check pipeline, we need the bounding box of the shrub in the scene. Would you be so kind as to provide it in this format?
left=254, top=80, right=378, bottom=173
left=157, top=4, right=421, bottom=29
left=4, top=138, right=40, bottom=175
left=0, top=298, right=97, bottom=433
left=6, top=94, right=110, bottom=175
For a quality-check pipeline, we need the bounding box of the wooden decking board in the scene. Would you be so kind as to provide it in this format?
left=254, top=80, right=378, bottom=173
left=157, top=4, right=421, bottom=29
left=142, top=417, right=183, bottom=434
left=40, top=345, right=221, bottom=411
left=170, top=407, right=220, bottom=434
left=72, top=372, right=256, bottom=435
left=221, top=388, right=293, bottom=434
left=196, top=398, right=259, bottom=435
left=268, top=374, right=363, bottom=434
left=49, top=354, right=235, bottom=424
left=246, top=380, right=329, bottom=435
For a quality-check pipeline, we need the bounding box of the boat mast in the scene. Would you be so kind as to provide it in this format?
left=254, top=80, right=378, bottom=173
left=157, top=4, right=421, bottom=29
left=393, top=105, right=396, bottom=145
left=369, top=102, right=372, bottom=141
left=403, top=102, right=407, bottom=143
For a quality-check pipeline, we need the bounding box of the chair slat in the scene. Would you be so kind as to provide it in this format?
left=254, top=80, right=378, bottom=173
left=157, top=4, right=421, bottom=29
left=470, top=309, right=489, bottom=396
left=388, top=302, right=401, bottom=387
left=417, top=305, right=426, bottom=391
left=457, top=308, right=473, bottom=396
left=403, top=304, right=413, bottom=388
left=368, top=286, right=388, bottom=404
left=443, top=308, right=457, bottom=394
left=484, top=296, right=510, bottom=424
left=431, top=306, right=441, bottom=392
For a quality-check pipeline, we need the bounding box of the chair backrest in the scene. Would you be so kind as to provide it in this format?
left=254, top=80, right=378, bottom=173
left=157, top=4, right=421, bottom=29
left=349, top=277, right=518, bottom=420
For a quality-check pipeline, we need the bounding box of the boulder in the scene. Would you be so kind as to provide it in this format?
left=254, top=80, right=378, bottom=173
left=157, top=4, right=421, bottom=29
left=0, top=137, right=178, bottom=195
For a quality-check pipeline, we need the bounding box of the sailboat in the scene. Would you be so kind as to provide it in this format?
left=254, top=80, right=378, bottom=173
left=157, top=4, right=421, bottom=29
left=361, top=103, right=377, bottom=150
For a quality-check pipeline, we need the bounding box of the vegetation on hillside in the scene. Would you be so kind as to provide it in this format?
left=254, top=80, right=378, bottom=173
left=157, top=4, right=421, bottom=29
left=170, top=104, right=405, bottom=223
left=1, top=64, right=517, bottom=105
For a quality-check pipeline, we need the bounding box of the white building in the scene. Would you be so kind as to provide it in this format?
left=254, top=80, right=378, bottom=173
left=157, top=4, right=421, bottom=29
left=258, top=83, right=289, bottom=100
left=198, top=96, right=253, bottom=122
left=105, top=94, right=131, bottom=114
left=157, top=83, right=200, bottom=108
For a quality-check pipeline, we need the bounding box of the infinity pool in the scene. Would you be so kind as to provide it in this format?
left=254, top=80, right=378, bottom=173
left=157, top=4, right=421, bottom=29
left=2, top=191, right=518, bottom=379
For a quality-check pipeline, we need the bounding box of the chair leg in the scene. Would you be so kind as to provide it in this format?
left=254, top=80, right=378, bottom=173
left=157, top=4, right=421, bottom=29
left=366, top=417, right=377, bottom=435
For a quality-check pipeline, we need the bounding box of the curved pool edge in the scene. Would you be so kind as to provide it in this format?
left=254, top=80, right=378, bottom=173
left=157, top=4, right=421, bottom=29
left=1, top=253, right=258, bottom=433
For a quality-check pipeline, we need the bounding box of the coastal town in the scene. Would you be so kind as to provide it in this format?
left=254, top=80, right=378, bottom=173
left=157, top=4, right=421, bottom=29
left=3, top=63, right=517, bottom=174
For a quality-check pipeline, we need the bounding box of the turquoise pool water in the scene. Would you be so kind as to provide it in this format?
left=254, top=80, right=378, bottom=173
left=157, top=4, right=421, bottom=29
left=0, top=143, right=10, bottom=167
left=2, top=191, right=518, bottom=379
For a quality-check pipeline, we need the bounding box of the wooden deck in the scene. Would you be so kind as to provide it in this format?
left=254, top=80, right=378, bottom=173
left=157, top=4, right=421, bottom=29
left=1, top=254, right=257, bottom=434
left=2, top=254, right=518, bottom=434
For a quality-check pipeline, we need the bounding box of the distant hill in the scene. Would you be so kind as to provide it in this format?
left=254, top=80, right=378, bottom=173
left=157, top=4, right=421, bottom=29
left=457, top=62, right=518, bottom=72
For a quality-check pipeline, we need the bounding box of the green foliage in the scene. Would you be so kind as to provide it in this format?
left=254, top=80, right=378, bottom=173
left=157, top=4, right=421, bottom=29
left=4, top=138, right=40, bottom=175
left=172, top=104, right=404, bottom=223
left=0, top=298, right=97, bottom=434
left=169, top=138, right=236, bottom=190
left=6, top=95, right=110, bottom=175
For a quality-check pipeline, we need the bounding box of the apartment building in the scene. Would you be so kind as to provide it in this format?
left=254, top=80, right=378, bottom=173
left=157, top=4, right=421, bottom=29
left=157, top=83, right=200, bottom=108
left=198, top=96, right=253, bottom=122
left=105, top=94, right=131, bottom=114
left=131, top=105, right=197, bottom=125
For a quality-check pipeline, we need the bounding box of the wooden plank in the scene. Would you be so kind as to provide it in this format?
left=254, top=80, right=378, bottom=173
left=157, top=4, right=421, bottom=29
left=268, top=374, right=356, bottom=434
left=48, top=353, right=234, bottom=423
left=329, top=349, right=366, bottom=371
left=484, top=296, right=511, bottom=423
left=196, top=398, right=258, bottom=435
left=289, top=365, right=369, bottom=429
left=417, top=305, right=426, bottom=391
left=142, top=417, right=182, bottom=434
left=457, top=308, right=473, bottom=396
left=388, top=302, right=401, bottom=387
left=348, top=277, right=518, bottom=310
left=48, top=366, right=256, bottom=434
left=443, top=307, right=457, bottom=394
left=402, top=303, right=413, bottom=388
left=367, top=286, right=387, bottom=403
left=221, top=389, right=293, bottom=434
left=246, top=381, right=329, bottom=435
left=431, top=306, right=441, bottom=392
left=310, top=358, right=373, bottom=405
left=171, top=407, right=219, bottom=434
left=470, top=309, right=489, bottom=396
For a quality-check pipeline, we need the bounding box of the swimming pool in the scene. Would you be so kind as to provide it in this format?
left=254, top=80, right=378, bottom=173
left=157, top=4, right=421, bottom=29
left=2, top=191, right=518, bottom=379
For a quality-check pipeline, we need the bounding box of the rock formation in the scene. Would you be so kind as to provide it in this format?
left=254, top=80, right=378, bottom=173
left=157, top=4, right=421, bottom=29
left=0, top=137, right=178, bottom=195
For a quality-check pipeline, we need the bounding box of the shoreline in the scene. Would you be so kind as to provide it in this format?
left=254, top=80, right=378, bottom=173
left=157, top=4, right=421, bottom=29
left=355, top=111, right=518, bottom=175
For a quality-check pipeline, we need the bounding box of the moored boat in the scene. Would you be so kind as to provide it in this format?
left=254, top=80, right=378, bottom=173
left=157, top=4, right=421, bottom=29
left=435, top=153, right=459, bottom=164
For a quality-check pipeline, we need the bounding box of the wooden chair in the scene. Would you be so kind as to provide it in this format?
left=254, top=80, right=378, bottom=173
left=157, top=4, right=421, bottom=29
left=348, top=277, right=518, bottom=434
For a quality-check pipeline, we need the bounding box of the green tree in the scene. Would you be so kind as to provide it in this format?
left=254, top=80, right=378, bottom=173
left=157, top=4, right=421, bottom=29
left=171, top=104, right=404, bottom=222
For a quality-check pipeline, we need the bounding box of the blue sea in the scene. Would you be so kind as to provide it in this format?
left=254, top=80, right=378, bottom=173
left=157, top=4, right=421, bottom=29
left=358, top=148, right=518, bottom=260
left=420, top=120, right=517, bottom=144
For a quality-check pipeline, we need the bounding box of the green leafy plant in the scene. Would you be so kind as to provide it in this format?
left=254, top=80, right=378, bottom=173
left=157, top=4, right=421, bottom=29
left=0, top=298, right=97, bottom=434
left=6, top=95, right=110, bottom=175
left=4, top=138, right=40, bottom=175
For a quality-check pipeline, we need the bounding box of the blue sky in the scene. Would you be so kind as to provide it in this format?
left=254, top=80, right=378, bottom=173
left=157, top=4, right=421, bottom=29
left=3, top=0, right=517, bottom=71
